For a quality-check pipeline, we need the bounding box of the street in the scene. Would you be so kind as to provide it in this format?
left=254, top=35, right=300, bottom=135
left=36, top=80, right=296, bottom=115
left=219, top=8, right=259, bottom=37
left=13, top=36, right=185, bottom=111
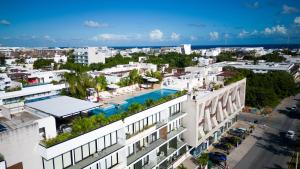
left=234, top=96, right=300, bottom=169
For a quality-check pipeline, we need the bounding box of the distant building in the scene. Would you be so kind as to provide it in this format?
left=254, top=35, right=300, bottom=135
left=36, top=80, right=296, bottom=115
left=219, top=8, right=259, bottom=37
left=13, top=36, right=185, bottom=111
left=53, top=54, right=67, bottom=63
left=180, top=44, right=191, bottom=55
left=74, top=47, right=106, bottom=65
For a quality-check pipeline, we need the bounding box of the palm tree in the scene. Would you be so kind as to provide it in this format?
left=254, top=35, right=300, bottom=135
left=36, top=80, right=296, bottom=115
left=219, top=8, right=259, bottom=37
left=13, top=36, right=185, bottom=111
left=95, top=75, right=107, bottom=98
left=129, top=69, right=141, bottom=84
left=177, top=164, right=187, bottom=169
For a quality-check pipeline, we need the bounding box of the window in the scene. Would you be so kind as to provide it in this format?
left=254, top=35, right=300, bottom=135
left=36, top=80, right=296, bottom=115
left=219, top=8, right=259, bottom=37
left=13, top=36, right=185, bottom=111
left=143, top=155, right=149, bottom=166
left=74, top=147, right=82, bottom=162
left=100, top=159, right=106, bottom=169
left=54, top=156, right=63, bottom=169
left=82, top=144, right=89, bottom=159
left=129, top=125, right=133, bottom=135
left=149, top=116, right=153, bottom=125
left=112, top=153, right=118, bottom=166
left=106, top=156, right=112, bottom=168
left=43, top=159, right=54, bottom=169
left=111, top=132, right=117, bottom=145
left=144, top=118, right=148, bottom=127
left=62, top=152, right=72, bottom=168
left=89, top=141, right=96, bottom=155
left=98, top=137, right=104, bottom=151
left=105, top=134, right=111, bottom=147
left=135, top=122, right=140, bottom=133
left=128, top=145, right=134, bottom=156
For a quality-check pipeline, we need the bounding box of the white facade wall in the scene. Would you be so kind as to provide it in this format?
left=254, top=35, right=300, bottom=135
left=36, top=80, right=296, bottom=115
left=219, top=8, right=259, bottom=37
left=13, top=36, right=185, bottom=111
left=182, top=79, right=246, bottom=148
left=180, top=44, right=191, bottom=55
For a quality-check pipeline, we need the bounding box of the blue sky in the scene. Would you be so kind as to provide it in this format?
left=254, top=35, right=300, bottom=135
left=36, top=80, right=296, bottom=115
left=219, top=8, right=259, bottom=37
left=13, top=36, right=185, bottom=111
left=0, top=0, right=300, bottom=47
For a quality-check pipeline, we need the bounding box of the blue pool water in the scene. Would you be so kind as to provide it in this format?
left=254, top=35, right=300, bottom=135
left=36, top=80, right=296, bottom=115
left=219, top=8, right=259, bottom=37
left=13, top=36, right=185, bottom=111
left=89, top=89, right=177, bottom=117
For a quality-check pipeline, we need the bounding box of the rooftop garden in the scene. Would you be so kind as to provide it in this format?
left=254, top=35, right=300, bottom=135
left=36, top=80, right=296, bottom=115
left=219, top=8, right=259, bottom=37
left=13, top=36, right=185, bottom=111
left=42, top=90, right=187, bottom=147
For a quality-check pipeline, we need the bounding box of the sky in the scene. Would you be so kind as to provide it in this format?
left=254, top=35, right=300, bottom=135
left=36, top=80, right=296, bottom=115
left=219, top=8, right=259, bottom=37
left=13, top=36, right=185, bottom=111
left=0, top=0, right=300, bottom=47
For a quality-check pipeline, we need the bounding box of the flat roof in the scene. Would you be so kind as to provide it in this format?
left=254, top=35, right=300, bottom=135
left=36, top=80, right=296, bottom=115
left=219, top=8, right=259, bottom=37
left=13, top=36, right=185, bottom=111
left=26, top=96, right=99, bottom=118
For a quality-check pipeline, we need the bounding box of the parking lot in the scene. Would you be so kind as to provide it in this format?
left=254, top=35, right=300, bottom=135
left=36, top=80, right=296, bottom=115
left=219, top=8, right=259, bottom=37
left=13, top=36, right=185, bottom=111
left=209, top=120, right=257, bottom=169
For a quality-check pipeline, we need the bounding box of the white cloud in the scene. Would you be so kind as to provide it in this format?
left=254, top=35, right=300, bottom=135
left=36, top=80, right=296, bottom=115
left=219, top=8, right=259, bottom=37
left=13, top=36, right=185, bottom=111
left=246, top=1, right=259, bottom=9
left=149, top=29, right=163, bottom=41
left=238, top=30, right=249, bottom=38
left=209, top=32, right=219, bottom=40
left=84, top=20, right=108, bottom=28
left=224, top=33, right=229, bottom=39
left=44, top=35, right=56, bottom=42
left=190, top=36, right=197, bottom=41
left=170, top=32, right=180, bottom=41
left=92, top=33, right=141, bottom=41
left=263, top=25, right=287, bottom=34
left=282, top=5, right=299, bottom=14
left=0, top=19, right=10, bottom=25
left=295, top=17, right=300, bottom=25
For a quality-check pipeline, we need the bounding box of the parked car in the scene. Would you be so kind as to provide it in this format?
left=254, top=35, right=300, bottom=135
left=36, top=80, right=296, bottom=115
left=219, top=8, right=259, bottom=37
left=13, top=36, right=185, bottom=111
left=228, top=129, right=246, bottom=138
left=221, top=136, right=242, bottom=145
left=209, top=152, right=227, bottom=162
left=236, top=128, right=247, bottom=134
left=285, top=130, right=295, bottom=140
left=213, top=142, right=230, bottom=151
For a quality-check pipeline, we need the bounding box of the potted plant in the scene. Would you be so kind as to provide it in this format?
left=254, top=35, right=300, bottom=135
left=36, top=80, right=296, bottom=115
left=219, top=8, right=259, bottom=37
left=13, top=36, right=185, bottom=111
left=177, top=164, right=188, bottom=169
left=197, top=153, right=209, bottom=169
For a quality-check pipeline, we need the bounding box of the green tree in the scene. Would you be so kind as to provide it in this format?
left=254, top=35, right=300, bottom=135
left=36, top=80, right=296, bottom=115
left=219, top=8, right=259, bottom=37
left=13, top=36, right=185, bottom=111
left=15, top=57, right=26, bottom=65
left=261, top=52, right=286, bottom=62
left=216, top=52, right=237, bottom=62
left=33, top=59, right=54, bottom=69
left=129, top=69, right=141, bottom=84
left=146, top=71, right=163, bottom=82
left=95, top=75, right=107, bottom=94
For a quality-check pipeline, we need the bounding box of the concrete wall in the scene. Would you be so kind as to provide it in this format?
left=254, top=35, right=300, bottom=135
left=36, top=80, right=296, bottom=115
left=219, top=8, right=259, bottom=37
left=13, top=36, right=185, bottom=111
left=0, top=123, right=42, bottom=169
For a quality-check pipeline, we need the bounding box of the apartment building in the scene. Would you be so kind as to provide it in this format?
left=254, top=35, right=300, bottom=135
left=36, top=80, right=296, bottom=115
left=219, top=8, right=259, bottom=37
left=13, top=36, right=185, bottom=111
left=180, top=44, right=191, bottom=55
left=89, top=62, right=157, bottom=84
left=27, top=70, right=70, bottom=84
left=74, top=47, right=109, bottom=65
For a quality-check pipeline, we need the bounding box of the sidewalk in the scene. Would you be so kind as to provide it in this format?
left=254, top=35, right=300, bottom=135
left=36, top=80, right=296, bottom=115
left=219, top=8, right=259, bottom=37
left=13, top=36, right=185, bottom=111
left=226, top=124, right=265, bottom=169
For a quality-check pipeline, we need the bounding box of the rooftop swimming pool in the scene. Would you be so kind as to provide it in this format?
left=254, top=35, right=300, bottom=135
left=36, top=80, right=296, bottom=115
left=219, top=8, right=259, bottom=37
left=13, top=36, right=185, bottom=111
left=89, top=89, right=178, bottom=116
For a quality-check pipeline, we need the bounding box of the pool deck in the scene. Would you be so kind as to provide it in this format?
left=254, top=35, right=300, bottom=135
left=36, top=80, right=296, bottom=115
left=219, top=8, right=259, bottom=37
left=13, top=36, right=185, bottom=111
left=100, top=85, right=161, bottom=107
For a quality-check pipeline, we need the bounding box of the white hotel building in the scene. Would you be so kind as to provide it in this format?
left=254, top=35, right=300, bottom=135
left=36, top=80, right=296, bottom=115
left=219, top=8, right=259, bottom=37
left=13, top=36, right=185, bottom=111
left=0, top=70, right=246, bottom=169
left=36, top=94, right=187, bottom=169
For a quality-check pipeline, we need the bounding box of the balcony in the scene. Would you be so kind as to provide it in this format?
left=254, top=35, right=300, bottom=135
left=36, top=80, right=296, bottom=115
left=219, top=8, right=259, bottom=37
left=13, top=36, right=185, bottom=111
left=127, top=139, right=165, bottom=165
left=166, top=127, right=186, bottom=140
left=156, top=140, right=186, bottom=165
left=66, top=144, right=123, bottom=169
left=156, top=112, right=187, bottom=129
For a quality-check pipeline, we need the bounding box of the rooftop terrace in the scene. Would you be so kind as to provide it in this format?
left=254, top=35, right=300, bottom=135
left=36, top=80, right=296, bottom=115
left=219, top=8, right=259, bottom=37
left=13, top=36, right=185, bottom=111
left=0, top=111, right=41, bottom=131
